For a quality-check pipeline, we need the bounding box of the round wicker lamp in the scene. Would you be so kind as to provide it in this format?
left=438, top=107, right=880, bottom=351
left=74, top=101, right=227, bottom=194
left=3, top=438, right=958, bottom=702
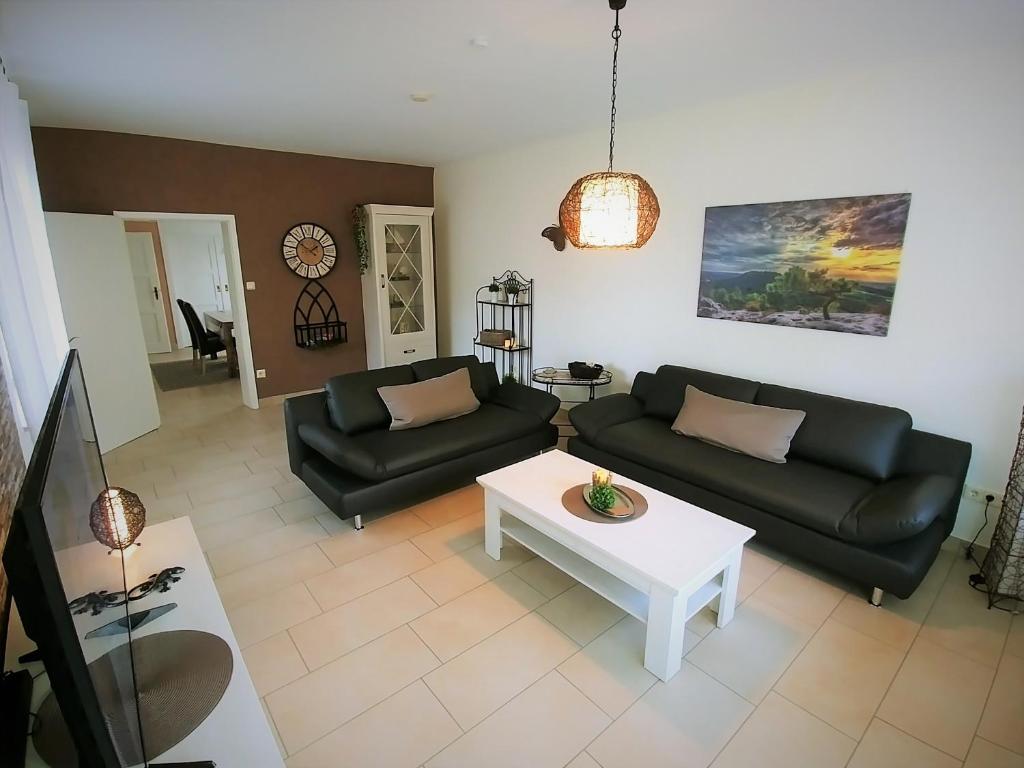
left=558, top=0, right=659, bottom=250
left=90, top=487, right=146, bottom=551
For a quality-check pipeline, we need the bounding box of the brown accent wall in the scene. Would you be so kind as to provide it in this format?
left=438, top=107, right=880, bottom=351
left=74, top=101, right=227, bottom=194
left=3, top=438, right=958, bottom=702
left=30, top=128, right=434, bottom=397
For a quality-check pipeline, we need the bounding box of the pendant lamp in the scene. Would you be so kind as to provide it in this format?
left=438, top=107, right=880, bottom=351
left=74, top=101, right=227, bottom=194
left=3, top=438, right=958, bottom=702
left=558, top=0, right=659, bottom=249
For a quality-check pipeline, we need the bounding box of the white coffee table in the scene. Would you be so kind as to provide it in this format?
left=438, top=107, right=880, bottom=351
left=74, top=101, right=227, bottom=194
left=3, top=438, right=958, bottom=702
left=478, top=450, right=754, bottom=681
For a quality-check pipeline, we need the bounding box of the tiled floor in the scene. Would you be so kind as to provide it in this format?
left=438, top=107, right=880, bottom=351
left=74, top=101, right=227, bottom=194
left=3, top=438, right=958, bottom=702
left=104, top=379, right=1024, bottom=768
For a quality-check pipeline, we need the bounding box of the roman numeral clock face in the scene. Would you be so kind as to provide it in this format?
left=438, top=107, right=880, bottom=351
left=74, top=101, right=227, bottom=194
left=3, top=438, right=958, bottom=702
left=282, top=223, right=337, bottom=278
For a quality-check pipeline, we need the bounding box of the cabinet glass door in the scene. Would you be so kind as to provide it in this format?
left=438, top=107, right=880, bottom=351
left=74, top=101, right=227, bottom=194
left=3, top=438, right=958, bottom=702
left=385, top=223, right=425, bottom=336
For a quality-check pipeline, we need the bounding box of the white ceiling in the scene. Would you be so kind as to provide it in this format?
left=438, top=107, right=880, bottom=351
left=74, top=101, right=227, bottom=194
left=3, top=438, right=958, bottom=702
left=0, top=0, right=1016, bottom=166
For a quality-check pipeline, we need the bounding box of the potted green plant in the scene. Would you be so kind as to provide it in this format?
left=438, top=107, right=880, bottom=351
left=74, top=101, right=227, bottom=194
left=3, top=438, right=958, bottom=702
left=488, top=281, right=502, bottom=302
left=502, top=371, right=517, bottom=385
left=503, top=278, right=521, bottom=305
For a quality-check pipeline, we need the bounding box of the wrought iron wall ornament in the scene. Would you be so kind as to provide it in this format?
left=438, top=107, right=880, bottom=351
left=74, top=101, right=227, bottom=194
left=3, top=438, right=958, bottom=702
left=294, top=279, right=348, bottom=349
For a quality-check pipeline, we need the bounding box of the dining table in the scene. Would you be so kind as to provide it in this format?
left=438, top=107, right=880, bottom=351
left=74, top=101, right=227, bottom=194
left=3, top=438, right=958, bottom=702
left=203, top=309, right=238, bottom=377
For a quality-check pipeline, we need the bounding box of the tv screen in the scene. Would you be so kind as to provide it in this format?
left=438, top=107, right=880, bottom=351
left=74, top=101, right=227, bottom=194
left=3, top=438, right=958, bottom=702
left=4, top=350, right=144, bottom=766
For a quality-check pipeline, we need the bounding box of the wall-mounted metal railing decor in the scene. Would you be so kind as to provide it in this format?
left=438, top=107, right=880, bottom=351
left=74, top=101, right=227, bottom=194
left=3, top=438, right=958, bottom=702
left=474, top=269, right=533, bottom=384
left=282, top=222, right=348, bottom=349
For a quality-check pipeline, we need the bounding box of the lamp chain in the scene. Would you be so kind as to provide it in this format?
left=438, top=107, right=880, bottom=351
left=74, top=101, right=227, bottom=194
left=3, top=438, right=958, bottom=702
left=608, top=9, right=621, bottom=172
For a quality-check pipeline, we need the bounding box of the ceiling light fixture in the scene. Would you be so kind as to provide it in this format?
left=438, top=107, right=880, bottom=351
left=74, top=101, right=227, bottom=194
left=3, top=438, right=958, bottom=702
left=556, top=0, right=659, bottom=250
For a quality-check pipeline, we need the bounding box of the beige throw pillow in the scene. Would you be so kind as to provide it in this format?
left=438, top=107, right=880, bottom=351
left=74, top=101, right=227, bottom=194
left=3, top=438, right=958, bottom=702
left=671, top=385, right=806, bottom=463
left=377, top=367, right=480, bottom=431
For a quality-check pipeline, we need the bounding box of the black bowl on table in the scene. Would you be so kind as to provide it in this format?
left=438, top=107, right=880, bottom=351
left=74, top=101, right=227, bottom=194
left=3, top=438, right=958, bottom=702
left=568, top=362, right=604, bottom=380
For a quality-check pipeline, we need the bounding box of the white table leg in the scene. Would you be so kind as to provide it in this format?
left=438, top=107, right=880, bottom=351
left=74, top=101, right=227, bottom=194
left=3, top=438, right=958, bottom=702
left=484, top=492, right=502, bottom=560
left=644, top=585, right=685, bottom=681
left=715, top=547, right=743, bottom=628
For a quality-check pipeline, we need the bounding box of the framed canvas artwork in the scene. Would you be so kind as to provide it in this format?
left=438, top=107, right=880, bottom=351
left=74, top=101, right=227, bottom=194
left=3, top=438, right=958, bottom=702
left=697, top=193, right=911, bottom=336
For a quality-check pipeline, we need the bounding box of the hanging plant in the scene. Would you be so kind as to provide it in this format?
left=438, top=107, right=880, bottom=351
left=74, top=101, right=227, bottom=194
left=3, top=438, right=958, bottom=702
left=352, top=206, right=370, bottom=275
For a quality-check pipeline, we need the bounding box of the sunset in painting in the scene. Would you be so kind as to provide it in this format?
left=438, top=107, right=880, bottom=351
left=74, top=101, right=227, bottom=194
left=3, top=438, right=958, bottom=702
left=697, top=194, right=911, bottom=336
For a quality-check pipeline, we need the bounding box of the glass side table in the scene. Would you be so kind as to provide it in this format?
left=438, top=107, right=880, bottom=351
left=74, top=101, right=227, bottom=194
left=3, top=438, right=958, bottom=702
left=532, top=367, right=613, bottom=404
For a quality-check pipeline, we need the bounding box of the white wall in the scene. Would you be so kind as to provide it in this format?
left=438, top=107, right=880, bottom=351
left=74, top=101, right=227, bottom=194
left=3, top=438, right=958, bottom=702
left=435, top=46, right=1024, bottom=544
left=159, top=219, right=228, bottom=347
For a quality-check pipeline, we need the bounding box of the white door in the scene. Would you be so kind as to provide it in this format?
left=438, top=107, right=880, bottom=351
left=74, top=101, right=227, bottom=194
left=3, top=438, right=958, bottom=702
left=375, top=215, right=436, bottom=364
left=44, top=212, right=161, bottom=452
left=160, top=220, right=224, bottom=346
left=212, top=237, right=231, bottom=312
left=126, top=231, right=172, bottom=353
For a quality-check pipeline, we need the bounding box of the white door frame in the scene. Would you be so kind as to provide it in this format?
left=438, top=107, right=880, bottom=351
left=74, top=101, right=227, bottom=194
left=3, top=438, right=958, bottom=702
left=114, top=211, right=259, bottom=410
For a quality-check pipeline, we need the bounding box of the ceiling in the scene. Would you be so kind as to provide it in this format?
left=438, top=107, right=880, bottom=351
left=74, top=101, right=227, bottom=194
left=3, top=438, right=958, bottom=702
left=0, top=0, right=1016, bottom=166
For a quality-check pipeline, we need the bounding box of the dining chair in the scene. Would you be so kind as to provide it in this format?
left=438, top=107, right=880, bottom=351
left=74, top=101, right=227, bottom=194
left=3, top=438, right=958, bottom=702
left=176, top=299, right=226, bottom=374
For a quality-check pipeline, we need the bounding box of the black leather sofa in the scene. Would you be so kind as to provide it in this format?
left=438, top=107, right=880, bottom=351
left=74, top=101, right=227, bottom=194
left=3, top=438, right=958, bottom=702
left=285, top=355, right=559, bottom=528
left=568, top=365, right=971, bottom=602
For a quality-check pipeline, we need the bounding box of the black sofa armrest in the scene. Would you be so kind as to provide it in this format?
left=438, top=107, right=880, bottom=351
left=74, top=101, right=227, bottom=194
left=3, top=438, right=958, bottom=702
left=489, top=382, right=560, bottom=423
left=568, top=393, right=644, bottom=443
left=284, top=391, right=329, bottom=476
left=298, top=422, right=379, bottom=480
left=838, top=474, right=959, bottom=544
left=897, top=429, right=972, bottom=534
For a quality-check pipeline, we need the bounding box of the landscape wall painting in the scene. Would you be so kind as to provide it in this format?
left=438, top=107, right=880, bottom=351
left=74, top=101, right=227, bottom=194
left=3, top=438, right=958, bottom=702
left=697, top=193, right=911, bottom=336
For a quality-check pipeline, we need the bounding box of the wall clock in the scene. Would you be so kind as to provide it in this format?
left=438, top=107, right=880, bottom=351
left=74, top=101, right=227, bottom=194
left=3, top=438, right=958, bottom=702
left=282, top=223, right=337, bottom=278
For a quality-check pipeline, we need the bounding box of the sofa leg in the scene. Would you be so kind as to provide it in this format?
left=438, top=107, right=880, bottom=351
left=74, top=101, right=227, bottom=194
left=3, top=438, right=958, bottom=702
left=353, top=514, right=363, bottom=531
left=869, top=587, right=884, bottom=607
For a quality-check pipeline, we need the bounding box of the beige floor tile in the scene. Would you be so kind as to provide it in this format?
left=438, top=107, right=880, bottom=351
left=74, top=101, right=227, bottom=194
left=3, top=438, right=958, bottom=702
left=409, top=485, right=483, bottom=528
left=736, top=545, right=784, bottom=603
left=978, top=652, right=1024, bottom=755
left=411, top=542, right=532, bottom=604
left=775, top=618, right=904, bottom=738
left=588, top=662, right=753, bottom=768
left=848, top=719, right=961, bottom=768
left=306, top=540, right=433, bottom=611
left=314, top=512, right=350, bottom=535
left=830, top=549, right=955, bottom=652
left=318, top=510, right=431, bottom=566
left=139, top=491, right=192, bottom=522
left=276, top=495, right=331, bottom=524
left=286, top=681, right=461, bottom=768
left=411, top=572, right=546, bottom=661
left=195, top=507, right=284, bottom=551
left=426, top=671, right=609, bottom=768
left=290, top=578, right=437, bottom=669
left=274, top=478, right=313, bottom=503
left=686, top=595, right=816, bottom=704
left=512, top=556, right=577, bottom=598
left=686, top=605, right=719, bottom=638
left=965, top=737, right=1024, bottom=768
left=167, top=445, right=262, bottom=477
left=536, top=583, right=626, bottom=646
left=267, top=626, right=440, bottom=755
left=155, top=461, right=253, bottom=498
left=207, top=518, right=327, bottom=576
left=262, top=700, right=287, bottom=759
left=558, top=615, right=667, bottom=718
left=247, top=453, right=292, bottom=475
left=186, top=487, right=282, bottom=527
left=188, top=468, right=285, bottom=506
left=216, top=544, right=334, bottom=610
left=106, top=464, right=175, bottom=489
left=566, top=753, right=602, bottom=768
left=919, top=558, right=1013, bottom=668
left=712, top=691, right=855, bottom=768
left=425, top=613, right=578, bottom=730
left=411, top=511, right=485, bottom=562
left=242, top=631, right=308, bottom=696
left=878, top=637, right=996, bottom=759
left=227, top=582, right=321, bottom=648
left=752, top=564, right=846, bottom=627
left=1006, top=614, right=1024, bottom=660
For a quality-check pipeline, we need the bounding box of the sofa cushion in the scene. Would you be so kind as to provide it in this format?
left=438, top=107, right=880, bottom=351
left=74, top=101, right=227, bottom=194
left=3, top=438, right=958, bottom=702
left=325, top=365, right=415, bottom=435
left=332, top=403, right=544, bottom=481
left=595, top=417, right=875, bottom=539
left=644, top=365, right=760, bottom=421
left=671, top=385, right=806, bottom=463
left=756, top=384, right=912, bottom=481
left=378, top=367, right=480, bottom=431
left=411, top=355, right=498, bottom=401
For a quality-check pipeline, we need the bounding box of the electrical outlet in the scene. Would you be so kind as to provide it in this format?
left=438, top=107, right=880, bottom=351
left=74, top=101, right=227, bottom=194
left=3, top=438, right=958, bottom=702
left=963, top=486, right=1001, bottom=504
left=245, top=281, right=256, bottom=290
left=256, top=369, right=267, bottom=379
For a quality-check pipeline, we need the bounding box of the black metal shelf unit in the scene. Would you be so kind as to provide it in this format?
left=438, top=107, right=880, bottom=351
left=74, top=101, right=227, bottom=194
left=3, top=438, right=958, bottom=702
left=474, top=270, right=533, bottom=384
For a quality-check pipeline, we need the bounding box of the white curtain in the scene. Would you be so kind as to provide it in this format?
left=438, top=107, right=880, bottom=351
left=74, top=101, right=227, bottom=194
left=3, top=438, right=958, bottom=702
left=0, top=59, right=69, bottom=457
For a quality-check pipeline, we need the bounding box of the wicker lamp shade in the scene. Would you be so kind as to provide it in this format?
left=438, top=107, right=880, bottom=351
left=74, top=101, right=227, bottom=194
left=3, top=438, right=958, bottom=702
left=559, top=171, right=660, bottom=249
left=90, top=487, right=146, bottom=551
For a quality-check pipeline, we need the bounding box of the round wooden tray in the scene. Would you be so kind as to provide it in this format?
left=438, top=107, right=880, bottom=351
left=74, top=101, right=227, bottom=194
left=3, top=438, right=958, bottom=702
left=561, top=483, right=648, bottom=524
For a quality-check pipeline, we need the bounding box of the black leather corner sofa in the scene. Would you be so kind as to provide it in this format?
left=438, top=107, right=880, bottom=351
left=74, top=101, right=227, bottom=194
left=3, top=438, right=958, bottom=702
left=284, top=355, right=559, bottom=529
left=568, top=365, right=972, bottom=603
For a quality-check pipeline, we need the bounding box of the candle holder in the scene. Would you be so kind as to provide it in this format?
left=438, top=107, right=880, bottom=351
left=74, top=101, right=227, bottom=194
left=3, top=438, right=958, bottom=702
left=592, top=469, right=613, bottom=487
